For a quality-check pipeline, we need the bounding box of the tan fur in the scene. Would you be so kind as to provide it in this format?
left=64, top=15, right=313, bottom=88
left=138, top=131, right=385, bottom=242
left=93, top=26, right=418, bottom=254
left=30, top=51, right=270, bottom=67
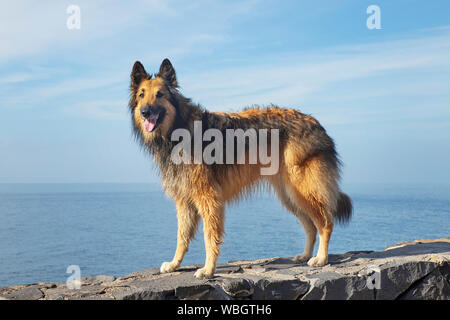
left=133, top=78, right=177, bottom=142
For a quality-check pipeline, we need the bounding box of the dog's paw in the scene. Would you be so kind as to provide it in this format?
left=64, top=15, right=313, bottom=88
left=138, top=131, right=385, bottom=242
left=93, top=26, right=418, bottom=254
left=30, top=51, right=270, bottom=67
left=194, top=267, right=213, bottom=279
left=160, top=261, right=178, bottom=274
left=294, top=254, right=312, bottom=263
left=307, top=256, right=328, bottom=267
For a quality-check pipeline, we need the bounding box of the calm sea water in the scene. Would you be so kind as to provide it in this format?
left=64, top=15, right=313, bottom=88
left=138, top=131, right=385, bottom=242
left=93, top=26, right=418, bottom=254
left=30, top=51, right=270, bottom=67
left=0, top=182, right=449, bottom=287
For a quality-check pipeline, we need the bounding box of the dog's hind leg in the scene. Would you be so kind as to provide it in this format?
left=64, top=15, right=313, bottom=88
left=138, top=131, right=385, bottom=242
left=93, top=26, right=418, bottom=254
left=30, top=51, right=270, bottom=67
left=285, top=153, right=339, bottom=267
left=160, top=201, right=200, bottom=274
left=270, top=177, right=317, bottom=263
left=286, top=183, right=334, bottom=267
left=293, top=210, right=317, bottom=263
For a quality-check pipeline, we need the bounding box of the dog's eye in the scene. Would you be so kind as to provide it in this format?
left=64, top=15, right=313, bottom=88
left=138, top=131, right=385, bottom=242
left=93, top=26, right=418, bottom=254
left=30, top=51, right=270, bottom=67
left=156, top=91, right=164, bottom=98
left=139, top=92, right=145, bottom=98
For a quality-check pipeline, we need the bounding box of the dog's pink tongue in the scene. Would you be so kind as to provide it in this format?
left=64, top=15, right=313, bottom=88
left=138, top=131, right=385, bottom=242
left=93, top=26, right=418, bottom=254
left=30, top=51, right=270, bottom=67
left=144, top=118, right=157, bottom=132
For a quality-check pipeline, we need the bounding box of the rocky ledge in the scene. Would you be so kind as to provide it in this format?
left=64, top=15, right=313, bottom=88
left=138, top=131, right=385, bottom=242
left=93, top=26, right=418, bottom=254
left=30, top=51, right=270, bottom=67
left=1, top=238, right=449, bottom=300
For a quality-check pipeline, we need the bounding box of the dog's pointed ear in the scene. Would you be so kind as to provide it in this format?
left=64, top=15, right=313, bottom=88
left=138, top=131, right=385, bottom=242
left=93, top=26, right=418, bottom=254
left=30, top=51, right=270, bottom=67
left=158, top=58, right=177, bottom=87
left=131, top=61, right=148, bottom=91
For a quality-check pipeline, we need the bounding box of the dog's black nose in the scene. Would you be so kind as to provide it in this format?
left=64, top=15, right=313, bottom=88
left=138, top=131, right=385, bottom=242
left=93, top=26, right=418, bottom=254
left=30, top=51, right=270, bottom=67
left=141, top=106, right=151, bottom=118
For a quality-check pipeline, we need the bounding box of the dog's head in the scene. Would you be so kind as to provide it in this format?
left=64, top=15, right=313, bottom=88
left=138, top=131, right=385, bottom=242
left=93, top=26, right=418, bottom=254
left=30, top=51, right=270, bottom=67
left=129, top=59, right=178, bottom=140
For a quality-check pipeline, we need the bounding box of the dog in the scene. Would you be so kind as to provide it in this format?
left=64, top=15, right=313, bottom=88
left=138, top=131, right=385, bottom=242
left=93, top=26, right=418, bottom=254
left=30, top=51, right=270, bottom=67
left=128, top=59, right=352, bottom=279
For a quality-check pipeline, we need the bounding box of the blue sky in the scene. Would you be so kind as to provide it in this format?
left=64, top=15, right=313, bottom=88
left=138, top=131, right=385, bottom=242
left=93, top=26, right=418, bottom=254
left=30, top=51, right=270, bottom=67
left=0, top=0, right=449, bottom=185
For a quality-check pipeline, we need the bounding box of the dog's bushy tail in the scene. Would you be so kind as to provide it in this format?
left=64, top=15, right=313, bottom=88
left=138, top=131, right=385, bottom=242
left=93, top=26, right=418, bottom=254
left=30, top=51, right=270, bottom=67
left=334, top=192, right=353, bottom=225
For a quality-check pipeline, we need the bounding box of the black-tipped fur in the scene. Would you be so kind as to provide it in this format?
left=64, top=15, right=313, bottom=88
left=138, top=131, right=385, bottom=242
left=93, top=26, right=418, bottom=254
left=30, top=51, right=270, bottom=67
left=335, top=192, right=353, bottom=224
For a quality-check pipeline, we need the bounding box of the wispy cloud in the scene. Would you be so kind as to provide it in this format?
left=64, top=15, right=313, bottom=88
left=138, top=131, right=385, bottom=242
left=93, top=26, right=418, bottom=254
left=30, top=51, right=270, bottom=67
left=178, top=27, right=450, bottom=121
left=0, top=0, right=258, bottom=64
left=0, top=72, right=35, bottom=84
left=33, top=73, right=127, bottom=99
left=2, top=25, right=450, bottom=123
left=1, top=2, right=449, bottom=124
left=64, top=100, right=128, bottom=120
left=0, top=0, right=178, bottom=62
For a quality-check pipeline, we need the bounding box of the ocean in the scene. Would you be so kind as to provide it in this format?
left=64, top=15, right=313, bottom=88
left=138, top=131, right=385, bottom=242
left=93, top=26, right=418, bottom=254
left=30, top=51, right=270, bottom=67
left=0, top=182, right=449, bottom=287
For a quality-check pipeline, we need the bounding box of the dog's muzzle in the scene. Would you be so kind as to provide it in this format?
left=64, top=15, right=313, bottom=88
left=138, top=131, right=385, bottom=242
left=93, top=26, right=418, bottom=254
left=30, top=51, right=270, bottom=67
left=140, top=106, right=160, bottom=133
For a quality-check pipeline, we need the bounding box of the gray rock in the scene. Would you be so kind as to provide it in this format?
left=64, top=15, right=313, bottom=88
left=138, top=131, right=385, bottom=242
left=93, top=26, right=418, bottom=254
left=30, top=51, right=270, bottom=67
left=82, top=275, right=116, bottom=284
left=397, top=263, right=450, bottom=300
left=219, top=278, right=254, bottom=298
left=2, top=238, right=449, bottom=300
left=375, top=261, right=438, bottom=300
left=302, top=272, right=372, bottom=300
left=215, top=264, right=242, bottom=274
left=4, top=286, right=44, bottom=300
left=121, top=268, right=160, bottom=279
left=253, top=278, right=309, bottom=300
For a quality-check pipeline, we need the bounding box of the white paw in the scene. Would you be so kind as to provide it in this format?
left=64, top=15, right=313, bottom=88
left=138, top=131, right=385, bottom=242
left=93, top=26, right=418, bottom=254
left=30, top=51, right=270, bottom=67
left=160, top=261, right=178, bottom=274
left=194, top=267, right=213, bottom=279
left=294, top=254, right=312, bottom=263
left=307, top=256, right=328, bottom=267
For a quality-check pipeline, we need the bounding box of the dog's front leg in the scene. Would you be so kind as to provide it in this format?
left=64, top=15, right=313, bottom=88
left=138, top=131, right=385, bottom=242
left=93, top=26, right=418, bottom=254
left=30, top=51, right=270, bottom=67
left=194, top=201, right=225, bottom=279
left=160, top=201, right=200, bottom=274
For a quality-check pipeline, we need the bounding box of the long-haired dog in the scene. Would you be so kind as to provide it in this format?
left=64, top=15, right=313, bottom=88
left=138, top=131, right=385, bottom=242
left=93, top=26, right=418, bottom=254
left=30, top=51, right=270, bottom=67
left=129, top=59, right=352, bottom=279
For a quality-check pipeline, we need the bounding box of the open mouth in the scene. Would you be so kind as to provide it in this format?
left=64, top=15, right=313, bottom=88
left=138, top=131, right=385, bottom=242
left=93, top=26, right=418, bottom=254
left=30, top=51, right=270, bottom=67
left=143, top=113, right=160, bottom=133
